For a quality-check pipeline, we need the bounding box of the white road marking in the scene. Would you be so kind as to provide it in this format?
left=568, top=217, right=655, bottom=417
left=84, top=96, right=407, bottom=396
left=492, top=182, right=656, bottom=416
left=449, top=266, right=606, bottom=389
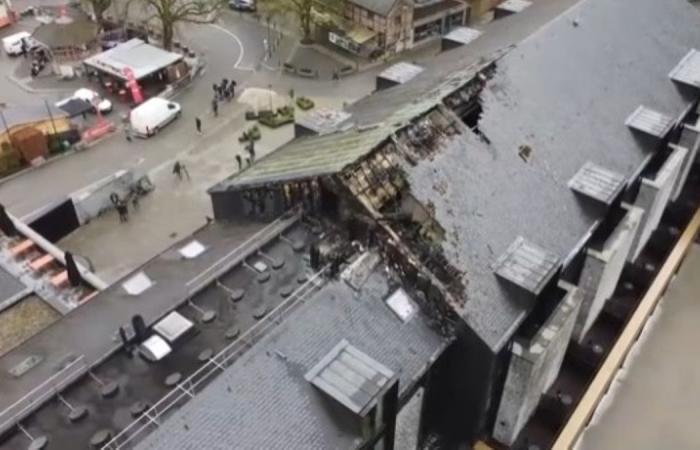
left=209, top=24, right=247, bottom=69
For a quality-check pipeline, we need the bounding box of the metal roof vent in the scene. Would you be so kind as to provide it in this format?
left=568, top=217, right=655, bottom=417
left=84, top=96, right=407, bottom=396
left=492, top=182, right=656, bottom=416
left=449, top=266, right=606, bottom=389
left=378, top=62, right=424, bottom=85
left=494, top=236, right=560, bottom=296
left=153, top=311, right=194, bottom=343
left=625, top=106, right=674, bottom=138
left=179, top=240, right=207, bottom=259
left=568, top=162, right=625, bottom=205
left=305, top=339, right=395, bottom=416
left=122, top=271, right=154, bottom=296
left=669, top=49, right=700, bottom=88
left=442, top=27, right=482, bottom=46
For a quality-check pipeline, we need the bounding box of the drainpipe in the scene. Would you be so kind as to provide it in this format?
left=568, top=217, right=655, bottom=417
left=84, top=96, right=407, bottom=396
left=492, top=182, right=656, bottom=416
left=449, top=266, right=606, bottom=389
left=7, top=211, right=109, bottom=290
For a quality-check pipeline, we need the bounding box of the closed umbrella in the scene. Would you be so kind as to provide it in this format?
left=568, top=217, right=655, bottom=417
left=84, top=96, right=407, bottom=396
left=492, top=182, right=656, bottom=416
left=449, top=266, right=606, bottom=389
left=0, top=204, right=17, bottom=236
left=65, top=251, right=82, bottom=287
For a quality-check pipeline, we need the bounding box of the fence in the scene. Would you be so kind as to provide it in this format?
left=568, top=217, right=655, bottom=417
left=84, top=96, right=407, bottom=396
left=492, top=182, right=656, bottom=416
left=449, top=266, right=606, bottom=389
left=0, top=355, right=87, bottom=435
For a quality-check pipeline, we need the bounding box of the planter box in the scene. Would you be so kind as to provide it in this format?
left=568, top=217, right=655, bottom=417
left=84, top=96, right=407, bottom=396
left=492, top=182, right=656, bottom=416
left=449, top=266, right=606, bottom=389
left=259, top=113, right=294, bottom=128
left=297, top=67, right=318, bottom=78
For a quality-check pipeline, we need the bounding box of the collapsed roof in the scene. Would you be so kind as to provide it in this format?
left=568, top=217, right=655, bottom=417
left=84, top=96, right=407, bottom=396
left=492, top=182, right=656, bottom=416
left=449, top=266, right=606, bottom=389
left=214, top=0, right=700, bottom=356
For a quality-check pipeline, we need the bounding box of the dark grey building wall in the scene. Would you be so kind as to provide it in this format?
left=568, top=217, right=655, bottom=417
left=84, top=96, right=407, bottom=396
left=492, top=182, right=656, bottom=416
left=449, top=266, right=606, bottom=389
left=420, top=325, right=508, bottom=445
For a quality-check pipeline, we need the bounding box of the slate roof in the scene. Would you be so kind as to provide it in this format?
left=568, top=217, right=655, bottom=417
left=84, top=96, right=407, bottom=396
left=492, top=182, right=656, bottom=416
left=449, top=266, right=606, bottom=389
left=210, top=0, right=700, bottom=353
left=137, top=267, right=446, bottom=450
left=402, top=0, right=700, bottom=350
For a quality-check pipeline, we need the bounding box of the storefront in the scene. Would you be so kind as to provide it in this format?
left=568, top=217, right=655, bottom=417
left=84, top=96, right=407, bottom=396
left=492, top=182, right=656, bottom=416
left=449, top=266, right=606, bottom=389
left=328, top=26, right=377, bottom=57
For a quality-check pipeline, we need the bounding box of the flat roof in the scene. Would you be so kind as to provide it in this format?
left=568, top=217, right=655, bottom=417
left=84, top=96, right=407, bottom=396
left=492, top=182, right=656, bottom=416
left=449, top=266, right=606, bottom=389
left=83, top=38, right=182, bottom=81
left=0, top=218, right=290, bottom=422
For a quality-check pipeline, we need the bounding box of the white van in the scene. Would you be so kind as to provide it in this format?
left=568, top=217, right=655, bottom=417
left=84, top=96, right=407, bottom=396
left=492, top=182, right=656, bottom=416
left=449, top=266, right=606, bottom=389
left=129, top=98, right=181, bottom=138
left=2, top=31, right=31, bottom=56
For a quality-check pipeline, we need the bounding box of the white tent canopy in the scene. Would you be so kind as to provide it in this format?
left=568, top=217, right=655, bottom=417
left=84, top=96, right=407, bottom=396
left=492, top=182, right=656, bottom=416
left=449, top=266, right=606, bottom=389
left=83, top=38, right=182, bottom=81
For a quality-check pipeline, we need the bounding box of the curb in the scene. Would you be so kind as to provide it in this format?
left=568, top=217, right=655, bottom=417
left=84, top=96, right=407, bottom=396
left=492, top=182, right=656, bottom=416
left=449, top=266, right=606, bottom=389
left=6, top=74, right=73, bottom=96
left=0, top=148, right=78, bottom=187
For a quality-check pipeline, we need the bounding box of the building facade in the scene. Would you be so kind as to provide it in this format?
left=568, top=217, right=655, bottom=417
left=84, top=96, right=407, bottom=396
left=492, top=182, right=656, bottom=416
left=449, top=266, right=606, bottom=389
left=330, top=0, right=469, bottom=56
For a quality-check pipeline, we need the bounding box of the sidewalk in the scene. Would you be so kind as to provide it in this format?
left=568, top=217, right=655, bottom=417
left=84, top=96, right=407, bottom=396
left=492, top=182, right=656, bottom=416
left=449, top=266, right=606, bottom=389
left=58, top=111, right=295, bottom=284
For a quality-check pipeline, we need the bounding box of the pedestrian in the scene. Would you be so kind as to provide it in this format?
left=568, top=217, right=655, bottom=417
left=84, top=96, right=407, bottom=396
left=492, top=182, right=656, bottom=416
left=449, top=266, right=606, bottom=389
left=235, top=154, right=242, bottom=170
left=332, top=69, right=339, bottom=82
left=173, top=160, right=183, bottom=180
left=220, top=79, right=228, bottom=100
left=212, top=82, right=219, bottom=98
left=180, top=162, right=191, bottom=180
left=124, top=126, right=132, bottom=142
left=212, top=98, right=219, bottom=117
left=117, top=201, right=129, bottom=223
left=195, top=117, right=202, bottom=134
left=228, top=80, right=236, bottom=100
left=246, top=140, right=256, bottom=162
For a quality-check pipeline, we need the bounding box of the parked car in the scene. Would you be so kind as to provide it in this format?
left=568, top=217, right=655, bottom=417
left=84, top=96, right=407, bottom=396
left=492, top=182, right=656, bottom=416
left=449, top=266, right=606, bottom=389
left=228, top=0, right=256, bottom=12
left=73, top=88, right=113, bottom=114
left=2, top=31, right=34, bottom=56
left=55, top=88, right=112, bottom=115
left=129, top=97, right=181, bottom=138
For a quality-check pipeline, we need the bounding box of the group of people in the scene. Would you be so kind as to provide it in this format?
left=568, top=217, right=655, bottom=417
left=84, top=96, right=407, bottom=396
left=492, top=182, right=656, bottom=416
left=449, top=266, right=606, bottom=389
left=28, top=46, right=49, bottom=78
left=111, top=191, right=139, bottom=224
left=235, top=140, right=256, bottom=171
left=211, top=78, right=237, bottom=118
left=213, top=78, right=236, bottom=102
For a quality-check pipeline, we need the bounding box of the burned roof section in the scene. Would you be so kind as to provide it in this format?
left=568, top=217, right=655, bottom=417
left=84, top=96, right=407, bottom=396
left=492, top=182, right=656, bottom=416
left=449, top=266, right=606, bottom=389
left=210, top=0, right=700, bottom=354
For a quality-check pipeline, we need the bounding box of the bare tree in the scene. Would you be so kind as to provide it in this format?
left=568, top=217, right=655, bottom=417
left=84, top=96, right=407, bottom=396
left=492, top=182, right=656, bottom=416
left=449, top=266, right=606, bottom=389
left=137, top=0, right=224, bottom=50
left=83, top=0, right=112, bottom=25
left=261, top=0, right=341, bottom=44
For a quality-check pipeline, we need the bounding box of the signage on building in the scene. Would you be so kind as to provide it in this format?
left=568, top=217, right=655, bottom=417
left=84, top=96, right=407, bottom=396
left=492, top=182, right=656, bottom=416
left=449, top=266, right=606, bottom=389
left=329, top=32, right=359, bottom=55
left=123, top=67, right=144, bottom=104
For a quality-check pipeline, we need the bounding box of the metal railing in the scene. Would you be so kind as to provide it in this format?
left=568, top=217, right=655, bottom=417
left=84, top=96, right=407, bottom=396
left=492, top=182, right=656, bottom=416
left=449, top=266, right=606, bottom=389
left=103, top=265, right=329, bottom=450
left=0, top=355, right=87, bottom=435
left=185, top=211, right=300, bottom=295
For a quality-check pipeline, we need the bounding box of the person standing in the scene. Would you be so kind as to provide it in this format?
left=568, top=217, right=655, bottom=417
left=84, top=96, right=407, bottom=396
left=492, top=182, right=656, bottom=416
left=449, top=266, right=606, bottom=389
left=195, top=117, right=202, bottom=134
left=180, top=162, right=191, bottom=180
left=230, top=79, right=237, bottom=98
left=212, top=98, right=219, bottom=117
left=117, top=201, right=129, bottom=223
left=173, top=161, right=183, bottom=180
